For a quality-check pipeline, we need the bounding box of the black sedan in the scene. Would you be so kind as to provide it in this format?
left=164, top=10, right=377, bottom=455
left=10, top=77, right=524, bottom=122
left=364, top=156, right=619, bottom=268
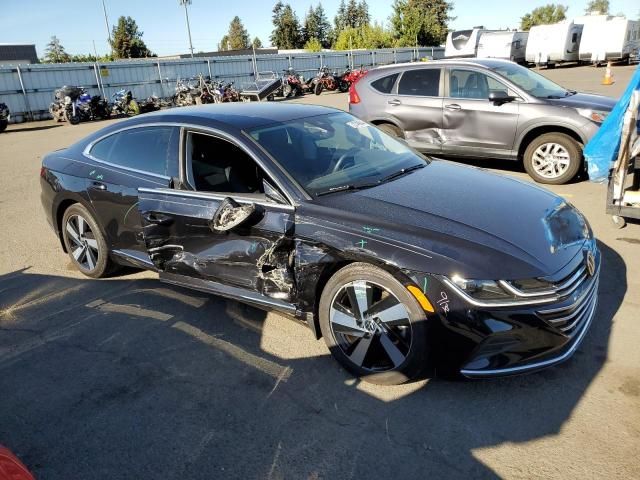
left=40, top=104, right=600, bottom=384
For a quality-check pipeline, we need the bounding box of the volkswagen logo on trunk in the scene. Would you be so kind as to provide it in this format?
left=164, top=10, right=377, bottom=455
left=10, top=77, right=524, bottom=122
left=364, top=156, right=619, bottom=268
left=585, top=251, right=596, bottom=277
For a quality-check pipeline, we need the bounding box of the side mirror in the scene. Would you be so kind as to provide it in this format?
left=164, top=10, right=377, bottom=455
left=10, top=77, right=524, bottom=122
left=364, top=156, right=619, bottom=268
left=209, top=197, right=259, bottom=232
left=489, top=91, right=517, bottom=105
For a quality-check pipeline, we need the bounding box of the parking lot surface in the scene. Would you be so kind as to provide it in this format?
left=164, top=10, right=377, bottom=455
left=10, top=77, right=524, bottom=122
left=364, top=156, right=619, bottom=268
left=0, top=64, right=639, bottom=479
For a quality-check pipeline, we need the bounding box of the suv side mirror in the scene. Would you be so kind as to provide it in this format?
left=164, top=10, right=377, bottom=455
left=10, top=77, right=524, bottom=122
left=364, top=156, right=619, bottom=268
left=489, top=91, right=517, bottom=105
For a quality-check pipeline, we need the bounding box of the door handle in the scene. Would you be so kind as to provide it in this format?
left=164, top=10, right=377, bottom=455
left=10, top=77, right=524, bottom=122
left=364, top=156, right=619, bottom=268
left=445, top=104, right=462, bottom=110
left=387, top=99, right=401, bottom=106
left=90, top=181, right=107, bottom=191
left=143, top=212, right=174, bottom=226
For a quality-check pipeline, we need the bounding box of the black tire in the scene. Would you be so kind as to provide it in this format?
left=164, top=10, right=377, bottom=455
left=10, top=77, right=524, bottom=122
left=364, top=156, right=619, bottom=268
left=523, top=132, right=582, bottom=185
left=318, top=263, right=430, bottom=385
left=338, top=80, right=350, bottom=93
left=376, top=123, right=404, bottom=139
left=314, top=82, right=323, bottom=95
left=68, top=114, right=81, bottom=125
left=0, top=119, right=7, bottom=133
left=62, top=203, right=112, bottom=278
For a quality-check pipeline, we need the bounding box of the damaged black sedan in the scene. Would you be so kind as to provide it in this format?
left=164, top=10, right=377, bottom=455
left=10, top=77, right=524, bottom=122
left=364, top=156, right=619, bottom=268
left=40, top=104, right=600, bottom=384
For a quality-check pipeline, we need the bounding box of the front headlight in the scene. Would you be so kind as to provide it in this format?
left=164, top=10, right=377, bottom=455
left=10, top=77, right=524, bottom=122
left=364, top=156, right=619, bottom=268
left=449, top=276, right=512, bottom=300
left=577, top=108, right=608, bottom=124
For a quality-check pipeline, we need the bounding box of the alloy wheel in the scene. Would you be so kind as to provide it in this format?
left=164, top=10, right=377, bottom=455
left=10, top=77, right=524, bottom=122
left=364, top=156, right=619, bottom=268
left=329, top=280, right=412, bottom=372
left=532, top=142, right=571, bottom=179
left=65, top=214, right=100, bottom=271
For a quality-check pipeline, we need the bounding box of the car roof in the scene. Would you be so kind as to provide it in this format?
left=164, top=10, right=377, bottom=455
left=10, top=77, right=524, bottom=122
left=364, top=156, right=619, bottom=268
left=136, top=103, right=340, bottom=130
left=373, top=58, right=514, bottom=72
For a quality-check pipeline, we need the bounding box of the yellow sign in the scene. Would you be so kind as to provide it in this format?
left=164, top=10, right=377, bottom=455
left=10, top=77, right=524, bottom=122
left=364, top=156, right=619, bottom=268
left=100, top=67, right=109, bottom=77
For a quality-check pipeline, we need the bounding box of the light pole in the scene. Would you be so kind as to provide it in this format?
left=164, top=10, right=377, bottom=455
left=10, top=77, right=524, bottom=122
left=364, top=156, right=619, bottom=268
left=101, top=0, right=112, bottom=54
left=179, top=0, right=195, bottom=58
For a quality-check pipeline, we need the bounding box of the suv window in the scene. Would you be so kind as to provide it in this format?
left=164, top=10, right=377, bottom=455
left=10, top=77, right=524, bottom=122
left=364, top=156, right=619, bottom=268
left=398, top=69, right=440, bottom=96
left=90, top=127, right=177, bottom=176
left=449, top=69, right=507, bottom=99
left=371, top=73, right=399, bottom=94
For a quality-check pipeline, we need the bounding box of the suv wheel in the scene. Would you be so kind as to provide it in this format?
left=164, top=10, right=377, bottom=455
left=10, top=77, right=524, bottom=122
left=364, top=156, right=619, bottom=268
left=523, top=133, right=582, bottom=185
left=62, top=204, right=111, bottom=278
left=318, top=263, right=429, bottom=385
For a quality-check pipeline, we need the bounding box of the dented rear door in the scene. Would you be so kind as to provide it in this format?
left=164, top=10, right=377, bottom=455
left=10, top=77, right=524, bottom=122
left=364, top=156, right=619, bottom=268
left=137, top=188, right=295, bottom=300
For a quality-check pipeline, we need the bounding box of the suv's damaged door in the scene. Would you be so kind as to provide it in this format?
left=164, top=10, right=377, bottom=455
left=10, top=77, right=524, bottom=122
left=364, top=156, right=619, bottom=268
left=137, top=188, right=296, bottom=301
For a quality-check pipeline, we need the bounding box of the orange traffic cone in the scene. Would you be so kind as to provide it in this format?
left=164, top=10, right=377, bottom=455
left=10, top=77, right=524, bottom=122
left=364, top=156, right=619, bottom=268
left=602, top=61, right=615, bottom=85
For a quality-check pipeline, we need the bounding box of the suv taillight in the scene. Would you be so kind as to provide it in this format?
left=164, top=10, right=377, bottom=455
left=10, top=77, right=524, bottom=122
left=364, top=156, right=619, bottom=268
left=348, top=83, right=360, bottom=104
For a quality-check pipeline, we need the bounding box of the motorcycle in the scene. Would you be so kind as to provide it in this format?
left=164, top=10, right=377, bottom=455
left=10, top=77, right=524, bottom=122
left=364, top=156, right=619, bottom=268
left=49, top=86, right=110, bottom=125
left=313, top=66, right=339, bottom=95
left=111, top=89, right=140, bottom=116
left=282, top=68, right=305, bottom=98
left=0, top=102, right=9, bottom=133
left=338, top=65, right=368, bottom=92
left=196, top=74, right=217, bottom=104
left=172, top=78, right=199, bottom=107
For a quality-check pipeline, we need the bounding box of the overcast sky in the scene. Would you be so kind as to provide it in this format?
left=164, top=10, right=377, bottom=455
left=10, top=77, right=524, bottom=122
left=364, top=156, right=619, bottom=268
left=3, top=0, right=639, bottom=57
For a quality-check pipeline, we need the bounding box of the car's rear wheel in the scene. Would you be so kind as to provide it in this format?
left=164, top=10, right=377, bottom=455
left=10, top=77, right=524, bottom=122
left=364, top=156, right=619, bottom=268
left=62, top=204, right=111, bottom=278
left=523, top=132, right=582, bottom=185
left=376, top=123, right=404, bottom=139
left=318, top=263, right=429, bottom=385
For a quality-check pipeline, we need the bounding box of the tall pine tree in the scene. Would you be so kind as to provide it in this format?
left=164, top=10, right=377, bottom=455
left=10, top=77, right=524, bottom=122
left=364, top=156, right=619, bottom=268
left=391, top=0, right=453, bottom=46
left=110, top=16, right=153, bottom=58
left=226, top=16, right=250, bottom=49
left=43, top=36, right=70, bottom=63
left=271, top=2, right=302, bottom=49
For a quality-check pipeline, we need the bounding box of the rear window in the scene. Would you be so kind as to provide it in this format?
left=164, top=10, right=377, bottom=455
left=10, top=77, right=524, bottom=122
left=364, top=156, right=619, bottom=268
left=398, top=69, right=441, bottom=97
left=370, top=73, right=399, bottom=94
left=90, top=126, right=177, bottom=177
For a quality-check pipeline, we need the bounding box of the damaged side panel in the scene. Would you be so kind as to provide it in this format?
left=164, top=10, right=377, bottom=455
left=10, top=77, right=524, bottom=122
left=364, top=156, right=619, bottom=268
left=138, top=189, right=296, bottom=300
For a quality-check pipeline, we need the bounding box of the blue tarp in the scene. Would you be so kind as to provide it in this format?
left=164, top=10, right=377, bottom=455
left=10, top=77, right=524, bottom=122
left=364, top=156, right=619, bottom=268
left=584, top=64, right=640, bottom=182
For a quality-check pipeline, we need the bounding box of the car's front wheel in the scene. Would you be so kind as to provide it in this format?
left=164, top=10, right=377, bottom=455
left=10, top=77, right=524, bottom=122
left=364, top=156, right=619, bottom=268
left=319, top=263, right=430, bottom=385
left=523, top=132, right=582, bottom=185
left=62, top=204, right=111, bottom=278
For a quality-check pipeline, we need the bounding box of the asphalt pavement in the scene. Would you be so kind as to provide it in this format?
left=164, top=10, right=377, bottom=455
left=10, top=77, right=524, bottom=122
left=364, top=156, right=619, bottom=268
left=0, top=64, right=638, bottom=479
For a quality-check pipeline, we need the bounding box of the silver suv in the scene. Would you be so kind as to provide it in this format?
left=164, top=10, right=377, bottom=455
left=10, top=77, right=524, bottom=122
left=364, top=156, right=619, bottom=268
left=349, top=58, right=616, bottom=184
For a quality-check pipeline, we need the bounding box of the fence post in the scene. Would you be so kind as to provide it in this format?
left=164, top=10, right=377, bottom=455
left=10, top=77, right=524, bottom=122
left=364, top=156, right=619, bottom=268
left=156, top=61, right=163, bottom=96
left=15, top=65, right=33, bottom=121
left=371, top=51, right=375, bottom=66
left=206, top=59, right=212, bottom=79
left=319, top=53, right=323, bottom=69
left=393, top=49, right=397, bottom=64
left=288, top=55, right=292, bottom=69
left=93, top=63, right=104, bottom=99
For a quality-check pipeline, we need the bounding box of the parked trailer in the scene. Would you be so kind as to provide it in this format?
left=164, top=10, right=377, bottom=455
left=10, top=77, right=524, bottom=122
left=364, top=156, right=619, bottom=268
left=477, top=31, right=529, bottom=63
left=525, top=21, right=583, bottom=66
left=445, top=28, right=495, bottom=58
left=579, top=17, right=640, bottom=64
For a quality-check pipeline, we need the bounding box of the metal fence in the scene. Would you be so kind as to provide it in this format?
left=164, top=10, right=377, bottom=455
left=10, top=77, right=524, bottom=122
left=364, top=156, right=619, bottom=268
left=0, top=47, right=444, bottom=123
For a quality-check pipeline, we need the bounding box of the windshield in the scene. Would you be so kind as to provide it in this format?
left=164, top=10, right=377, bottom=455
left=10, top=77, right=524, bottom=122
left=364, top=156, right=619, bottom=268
left=247, top=112, right=428, bottom=196
left=490, top=62, right=569, bottom=98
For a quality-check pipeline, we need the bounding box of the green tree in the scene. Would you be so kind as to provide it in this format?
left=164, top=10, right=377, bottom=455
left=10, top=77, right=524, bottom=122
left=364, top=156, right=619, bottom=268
left=218, top=35, right=230, bottom=51
left=252, top=37, right=263, bottom=49
left=271, top=2, right=302, bottom=49
left=334, top=24, right=394, bottom=50
left=304, top=37, right=323, bottom=52
left=69, top=53, right=98, bottom=63
left=585, top=0, right=609, bottom=14
left=43, top=36, right=70, bottom=63
left=391, top=0, right=453, bottom=47
left=302, top=4, right=332, bottom=47
left=226, top=16, right=251, bottom=50
left=520, top=4, right=568, bottom=31
left=110, top=16, right=153, bottom=58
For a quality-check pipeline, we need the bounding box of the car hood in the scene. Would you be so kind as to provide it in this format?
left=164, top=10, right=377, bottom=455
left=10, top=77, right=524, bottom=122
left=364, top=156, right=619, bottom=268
left=545, top=92, right=616, bottom=111
left=308, top=161, right=590, bottom=280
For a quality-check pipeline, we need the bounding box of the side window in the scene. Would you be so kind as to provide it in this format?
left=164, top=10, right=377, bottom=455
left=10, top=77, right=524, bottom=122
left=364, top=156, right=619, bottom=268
left=571, top=33, right=578, bottom=43
left=90, top=127, right=177, bottom=176
left=186, top=132, right=265, bottom=195
left=397, top=69, right=441, bottom=96
left=449, top=69, right=505, bottom=99
left=371, top=73, right=399, bottom=94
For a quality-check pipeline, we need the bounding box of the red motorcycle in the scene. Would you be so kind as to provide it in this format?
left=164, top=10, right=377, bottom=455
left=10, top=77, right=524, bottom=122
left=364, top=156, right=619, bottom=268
left=282, top=68, right=305, bottom=98
left=313, top=66, right=338, bottom=95
left=339, top=66, right=368, bottom=92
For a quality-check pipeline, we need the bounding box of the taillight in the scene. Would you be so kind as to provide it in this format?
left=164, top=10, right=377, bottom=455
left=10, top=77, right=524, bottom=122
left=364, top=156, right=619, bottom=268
left=348, top=71, right=368, bottom=104
left=40, top=166, right=46, bottom=178
left=349, top=83, right=361, bottom=104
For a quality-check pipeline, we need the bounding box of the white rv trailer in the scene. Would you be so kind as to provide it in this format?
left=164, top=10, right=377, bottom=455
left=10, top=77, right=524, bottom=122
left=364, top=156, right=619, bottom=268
left=445, top=28, right=496, bottom=58
left=525, top=21, right=583, bottom=66
left=477, top=31, right=529, bottom=62
left=578, top=17, right=640, bottom=64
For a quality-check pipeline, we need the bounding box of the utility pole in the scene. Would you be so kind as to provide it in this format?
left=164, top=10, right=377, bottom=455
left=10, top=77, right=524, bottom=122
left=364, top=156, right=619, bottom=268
left=101, top=0, right=112, bottom=53
left=179, top=0, right=195, bottom=58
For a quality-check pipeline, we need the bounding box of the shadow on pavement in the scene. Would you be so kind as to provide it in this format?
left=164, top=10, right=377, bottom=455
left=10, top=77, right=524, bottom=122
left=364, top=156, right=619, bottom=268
left=0, top=240, right=625, bottom=479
